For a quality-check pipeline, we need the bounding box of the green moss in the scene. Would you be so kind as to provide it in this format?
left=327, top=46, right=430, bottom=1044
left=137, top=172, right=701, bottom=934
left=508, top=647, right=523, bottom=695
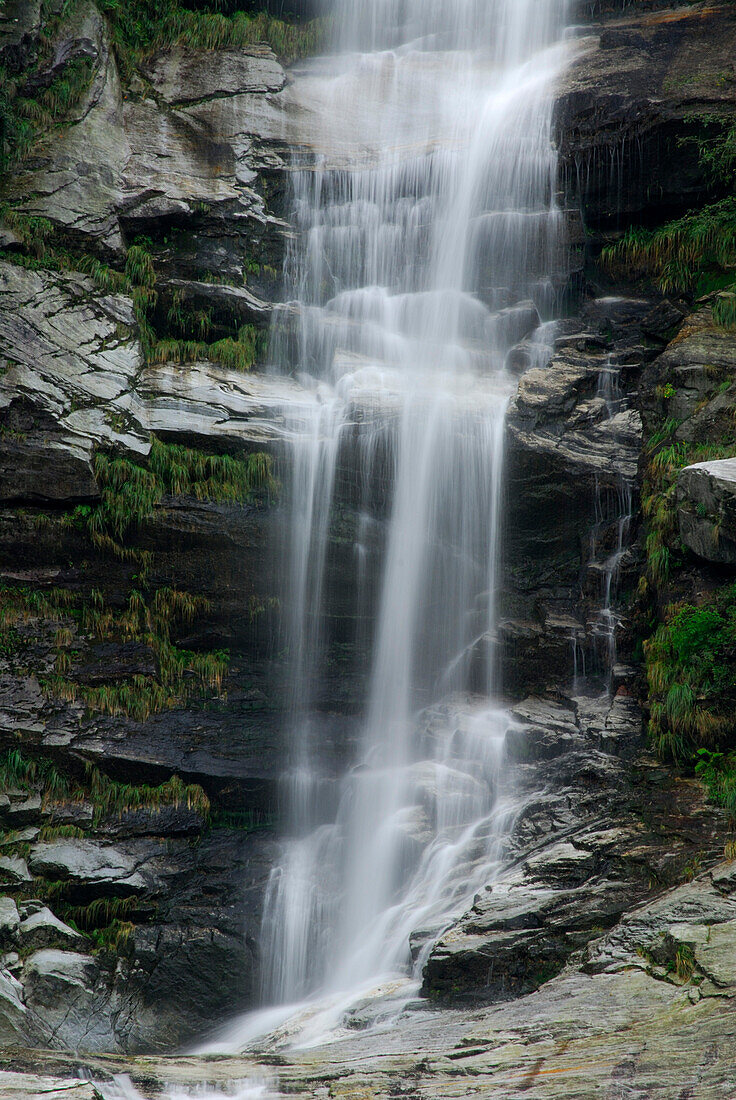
left=85, top=765, right=209, bottom=823
left=0, top=24, right=95, bottom=172
left=57, top=894, right=138, bottom=930
left=38, top=824, right=86, bottom=841
left=694, top=749, right=736, bottom=820
left=0, top=746, right=76, bottom=802
left=90, top=437, right=275, bottom=553
left=645, top=584, right=736, bottom=761
left=0, top=438, right=274, bottom=721
left=0, top=1, right=326, bottom=174
left=50, top=585, right=229, bottom=719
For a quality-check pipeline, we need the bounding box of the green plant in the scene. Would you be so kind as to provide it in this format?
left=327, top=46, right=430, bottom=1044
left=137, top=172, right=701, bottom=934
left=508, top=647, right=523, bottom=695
left=58, top=894, right=138, bottom=930
left=89, top=919, right=135, bottom=954
left=601, top=199, right=736, bottom=298
left=96, top=0, right=329, bottom=75
left=674, top=943, right=697, bottom=982
left=84, top=765, right=209, bottom=823
left=149, top=323, right=261, bottom=371
left=646, top=586, right=736, bottom=761
left=695, top=749, right=736, bottom=819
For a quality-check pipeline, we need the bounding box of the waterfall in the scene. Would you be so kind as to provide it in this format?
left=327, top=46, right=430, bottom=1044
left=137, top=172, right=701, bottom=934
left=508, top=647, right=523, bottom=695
left=207, top=0, right=570, bottom=1049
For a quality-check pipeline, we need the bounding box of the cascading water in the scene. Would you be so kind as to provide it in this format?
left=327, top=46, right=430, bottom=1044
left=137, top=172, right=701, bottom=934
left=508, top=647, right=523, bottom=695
left=207, top=0, right=571, bottom=1050
left=589, top=357, right=635, bottom=687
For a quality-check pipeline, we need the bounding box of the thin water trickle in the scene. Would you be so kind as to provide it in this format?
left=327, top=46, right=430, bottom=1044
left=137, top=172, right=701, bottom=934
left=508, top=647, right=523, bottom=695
left=590, top=358, right=635, bottom=686
left=204, top=0, right=571, bottom=1051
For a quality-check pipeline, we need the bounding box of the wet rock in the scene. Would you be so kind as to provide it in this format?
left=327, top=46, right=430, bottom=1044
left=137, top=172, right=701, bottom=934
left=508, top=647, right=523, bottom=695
left=0, top=261, right=316, bottom=499
left=0, top=896, right=20, bottom=951
left=421, top=691, right=725, bottom=1003
left=72, top=642, right=157, bottom=686
left=160, top=278, right=272, bottom=328
left=0, top=262, right=145, bottom=501
left=19, top=907, right=84, bottom=952
left=0, top=0, right=41, bottom=72
left=22, top=949, right=110, bottom=1050
left=28, top=840, right=148, bottom=897
left=0, top=856, right=32, bottom=887
left=0, top=969, right=35, bottom=1047
left=10, top=1, right=127, bottom=255
left=501, top=297, right=661, bottom=694
left=556, top=4, right=736, bottom=229
left=6, top=792, right=46, bottom=826
left=7, top=6, right=290, bottom=274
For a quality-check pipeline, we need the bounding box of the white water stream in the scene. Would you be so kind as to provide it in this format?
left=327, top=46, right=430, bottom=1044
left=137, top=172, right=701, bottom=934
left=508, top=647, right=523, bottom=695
left=206, top=0, right=571, bottom=1052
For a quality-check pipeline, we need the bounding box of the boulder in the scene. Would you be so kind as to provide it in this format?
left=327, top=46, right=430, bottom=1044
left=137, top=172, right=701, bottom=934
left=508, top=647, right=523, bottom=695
left=0, top=969, right=35, bottom=1047
left=21, top=949, right=113, bottom=1050
left=28, top=840, right=148, bottom=896
left=0, top=857, right=32, bottom=886
left=421, top=689, right=724, bottom=1003
left=6, top=793, right=45, bottom=826
left=501, top=298, right=659, bottom=694
left=677, top=458, right=736, bottom=565
left=0, top=262, right=146, bottom=502
left=19, top=907, right=84, bottom=952
left=10, top=1, right=128, bottom=255
left=0, top=262, right=317, bottom=504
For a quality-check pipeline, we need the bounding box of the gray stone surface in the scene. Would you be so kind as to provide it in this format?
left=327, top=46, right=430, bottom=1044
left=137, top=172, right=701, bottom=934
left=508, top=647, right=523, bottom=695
left=19, top=907, right=84, bottom=952
left=678, top=458, right=736, bottom=565
left=6, top=6, right=290, bottom=265
left=9, top=862, right=736, bottom=1095
left=0, top=856, right=32, bottom=886
left=139, top=45, right=286, bottom=105
left=0, top=261, right=316, bottom=494
left=0, top=968, right=35, bottom=1047
left=0, top=895, right=19, bottom=950
left=501, top=297, right=664, bottom=694
left=21, top=949, right=113, bottom=1050
left=28, top=840, right=148, bottom=895
left=0, top=1073, right=102, bottom=1100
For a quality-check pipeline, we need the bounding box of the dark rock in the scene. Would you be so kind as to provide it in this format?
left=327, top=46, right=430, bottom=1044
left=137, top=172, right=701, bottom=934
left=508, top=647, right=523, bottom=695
left=421, top=689, right=726, bottom=1003
left=72, top=642, right=157, bottom=686
left=555, top=4, right=736, bottom=230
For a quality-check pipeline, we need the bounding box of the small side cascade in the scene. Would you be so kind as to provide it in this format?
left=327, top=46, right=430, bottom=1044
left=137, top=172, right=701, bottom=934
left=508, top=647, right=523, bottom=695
left=586, top=356, right=636, bottom=691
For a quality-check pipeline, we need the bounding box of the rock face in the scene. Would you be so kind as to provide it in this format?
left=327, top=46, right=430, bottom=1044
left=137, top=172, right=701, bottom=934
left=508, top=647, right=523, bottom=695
left=9, top=857, right=736, bottom=1096
left=0, top=261, right=314, bottom=501
left=8, top=3, right=290, bottom=268
left=556, top=3, right=736, bottom=229
left=500, top=297, right=680, bottom=694
left=421, top=690, right=726, bottom=1002
left=642, top=302, right=736, bottom=567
